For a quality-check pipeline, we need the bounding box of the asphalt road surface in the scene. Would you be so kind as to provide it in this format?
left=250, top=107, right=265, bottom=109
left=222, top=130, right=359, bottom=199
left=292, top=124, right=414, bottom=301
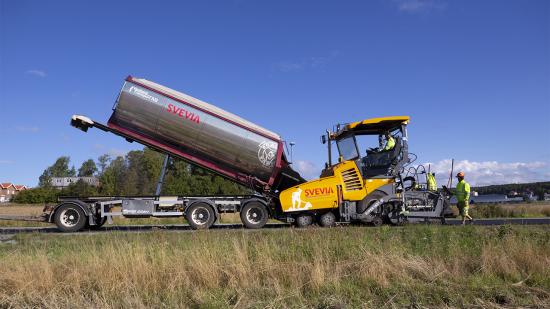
left=1, top=217, right=549, bottom=235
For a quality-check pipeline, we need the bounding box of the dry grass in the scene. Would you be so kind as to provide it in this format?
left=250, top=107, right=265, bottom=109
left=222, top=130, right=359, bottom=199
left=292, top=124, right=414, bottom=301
left=0, top=204, right=51, bottom=227
left=0, top=225, right=549, bottom=308
left=455, top=202, right=550, bottom=218
left=0, top=204, right=46, bottom=216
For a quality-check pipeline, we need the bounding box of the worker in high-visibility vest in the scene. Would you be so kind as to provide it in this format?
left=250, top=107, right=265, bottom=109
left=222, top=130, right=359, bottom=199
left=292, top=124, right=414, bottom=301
left=426, top=173, right=437, bottom=191
left=382, top=132, right=395, bottom=151
left=454, top=171, right=473, bottom=225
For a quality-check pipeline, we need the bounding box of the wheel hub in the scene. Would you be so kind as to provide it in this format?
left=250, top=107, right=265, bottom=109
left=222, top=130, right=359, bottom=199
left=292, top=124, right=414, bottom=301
left=191, top=207, right=210, bottom=225
left=246, top=208, right=262, bottom=224
left=60, top=209, right=80, bottom=227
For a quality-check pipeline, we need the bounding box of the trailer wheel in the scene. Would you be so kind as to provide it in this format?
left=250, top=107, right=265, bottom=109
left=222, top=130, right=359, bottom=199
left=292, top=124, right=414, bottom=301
left=89, top=216, right=107, bottom=230
left=186, top=203, right=216, bottom=229
left=319, top=212, right=336, bottom=227
left=240, top=202, right=268, bottom=229
left=295, top=214, right=313, bottom=228
left=54, top=204, right=87, bottom=232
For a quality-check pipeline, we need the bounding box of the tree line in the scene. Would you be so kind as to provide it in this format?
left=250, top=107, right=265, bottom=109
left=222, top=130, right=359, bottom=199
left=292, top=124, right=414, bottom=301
left=13, top=147, right=249, bottom=203
left=473, top=182, right=550, bottom=200
left=13, top=147, right=550, bottom=204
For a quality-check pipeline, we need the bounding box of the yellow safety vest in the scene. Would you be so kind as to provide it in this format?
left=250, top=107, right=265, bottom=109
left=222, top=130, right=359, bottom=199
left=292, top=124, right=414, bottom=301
left=455, top=180, right=470, bottom=202
left=427, top=173, right=437, bottom=191
left=383, top=136, right=395, bottom=151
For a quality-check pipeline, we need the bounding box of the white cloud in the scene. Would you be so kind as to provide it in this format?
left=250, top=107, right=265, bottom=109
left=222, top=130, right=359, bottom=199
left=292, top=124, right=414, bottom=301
left=295, top=160, right=321, bottom=180
left=93, top=144, right=128, bottom=158
left=275, top=51, right=339, bottom=73
left=394, top=0, right=446, bottom=13
left=108, top=149, right=128, bottom=158
left=25, top=69, right=47, bottom=78
left=421, top=159, right=550, bottom=187
left=276, top=61, right=305, bottom=72
left=15, top=126, right=40, bottom=133
left=290, top=158, right=550, bottom=186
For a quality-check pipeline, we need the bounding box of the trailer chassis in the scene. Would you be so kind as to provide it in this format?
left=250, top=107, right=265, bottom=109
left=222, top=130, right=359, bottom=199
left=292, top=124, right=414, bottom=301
left=37, top=195, right=269, bottom=232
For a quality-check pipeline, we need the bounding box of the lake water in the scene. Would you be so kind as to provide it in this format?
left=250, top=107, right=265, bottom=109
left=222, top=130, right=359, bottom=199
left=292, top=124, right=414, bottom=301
left=449, top=194, right=524, bottom=204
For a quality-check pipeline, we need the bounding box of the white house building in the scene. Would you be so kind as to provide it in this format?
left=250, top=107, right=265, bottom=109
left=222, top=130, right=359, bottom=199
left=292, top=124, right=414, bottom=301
left=50, top=177, right=99, bottom=189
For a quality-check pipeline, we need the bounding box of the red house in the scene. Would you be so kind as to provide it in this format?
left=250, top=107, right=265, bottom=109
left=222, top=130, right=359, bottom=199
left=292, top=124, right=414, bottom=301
left=0, top=183, right=28, bottom=202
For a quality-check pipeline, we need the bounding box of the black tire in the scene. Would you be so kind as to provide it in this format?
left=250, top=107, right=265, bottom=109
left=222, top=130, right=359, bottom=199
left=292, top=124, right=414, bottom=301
left=54, top=203, right=88, bottom=232
left=186, top=202, right=216, bottom=230
left=89, top=216, right=107, bottom=230
left=319, top=212, right=336, bottom=227
left=388, top=204, right=407, bottom=226
left=240, top=202, right=269, bottom=229
left=295, top=214, right=313, bottom=228
left=371, top=216, right=384, bottom=227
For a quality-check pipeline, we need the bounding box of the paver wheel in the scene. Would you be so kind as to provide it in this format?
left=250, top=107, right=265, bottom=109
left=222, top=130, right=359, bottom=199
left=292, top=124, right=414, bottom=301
left=388, top=209, right=407, bottom=226
left=295, top=214, right=313, bottom=228
left=319, top=212, right=336, bottom=227
left=371, top=216, right=384, bottom=227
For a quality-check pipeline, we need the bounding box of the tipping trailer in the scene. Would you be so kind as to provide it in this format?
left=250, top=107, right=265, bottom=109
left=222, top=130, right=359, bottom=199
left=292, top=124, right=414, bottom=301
left=49, top=76, right=305, bottom=232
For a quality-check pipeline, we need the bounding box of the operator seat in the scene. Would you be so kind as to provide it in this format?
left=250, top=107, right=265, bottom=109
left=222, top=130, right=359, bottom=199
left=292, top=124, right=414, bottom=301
left=362, top=136, right=402, bottom=177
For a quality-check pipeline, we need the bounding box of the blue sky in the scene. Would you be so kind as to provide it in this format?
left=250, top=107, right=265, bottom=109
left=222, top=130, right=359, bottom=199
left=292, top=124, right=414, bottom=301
left=1, top=0, right=549, bottom=187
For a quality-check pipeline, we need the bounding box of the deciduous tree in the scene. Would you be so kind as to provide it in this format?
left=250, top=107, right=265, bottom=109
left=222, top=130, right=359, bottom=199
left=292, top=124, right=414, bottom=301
left=39, top=156, right=74, bottom=187
left=78, top=159, right=98, bottom=177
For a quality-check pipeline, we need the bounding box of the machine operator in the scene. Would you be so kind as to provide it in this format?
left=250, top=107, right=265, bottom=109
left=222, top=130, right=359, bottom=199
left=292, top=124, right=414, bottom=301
left=367, top=131, right=395, bottom=154
left=382, top=131, right=395, bottom=152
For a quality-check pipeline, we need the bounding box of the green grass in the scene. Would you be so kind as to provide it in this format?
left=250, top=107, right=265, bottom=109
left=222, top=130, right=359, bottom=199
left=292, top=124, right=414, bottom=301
left=1, top=225, right=549, bottom=308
